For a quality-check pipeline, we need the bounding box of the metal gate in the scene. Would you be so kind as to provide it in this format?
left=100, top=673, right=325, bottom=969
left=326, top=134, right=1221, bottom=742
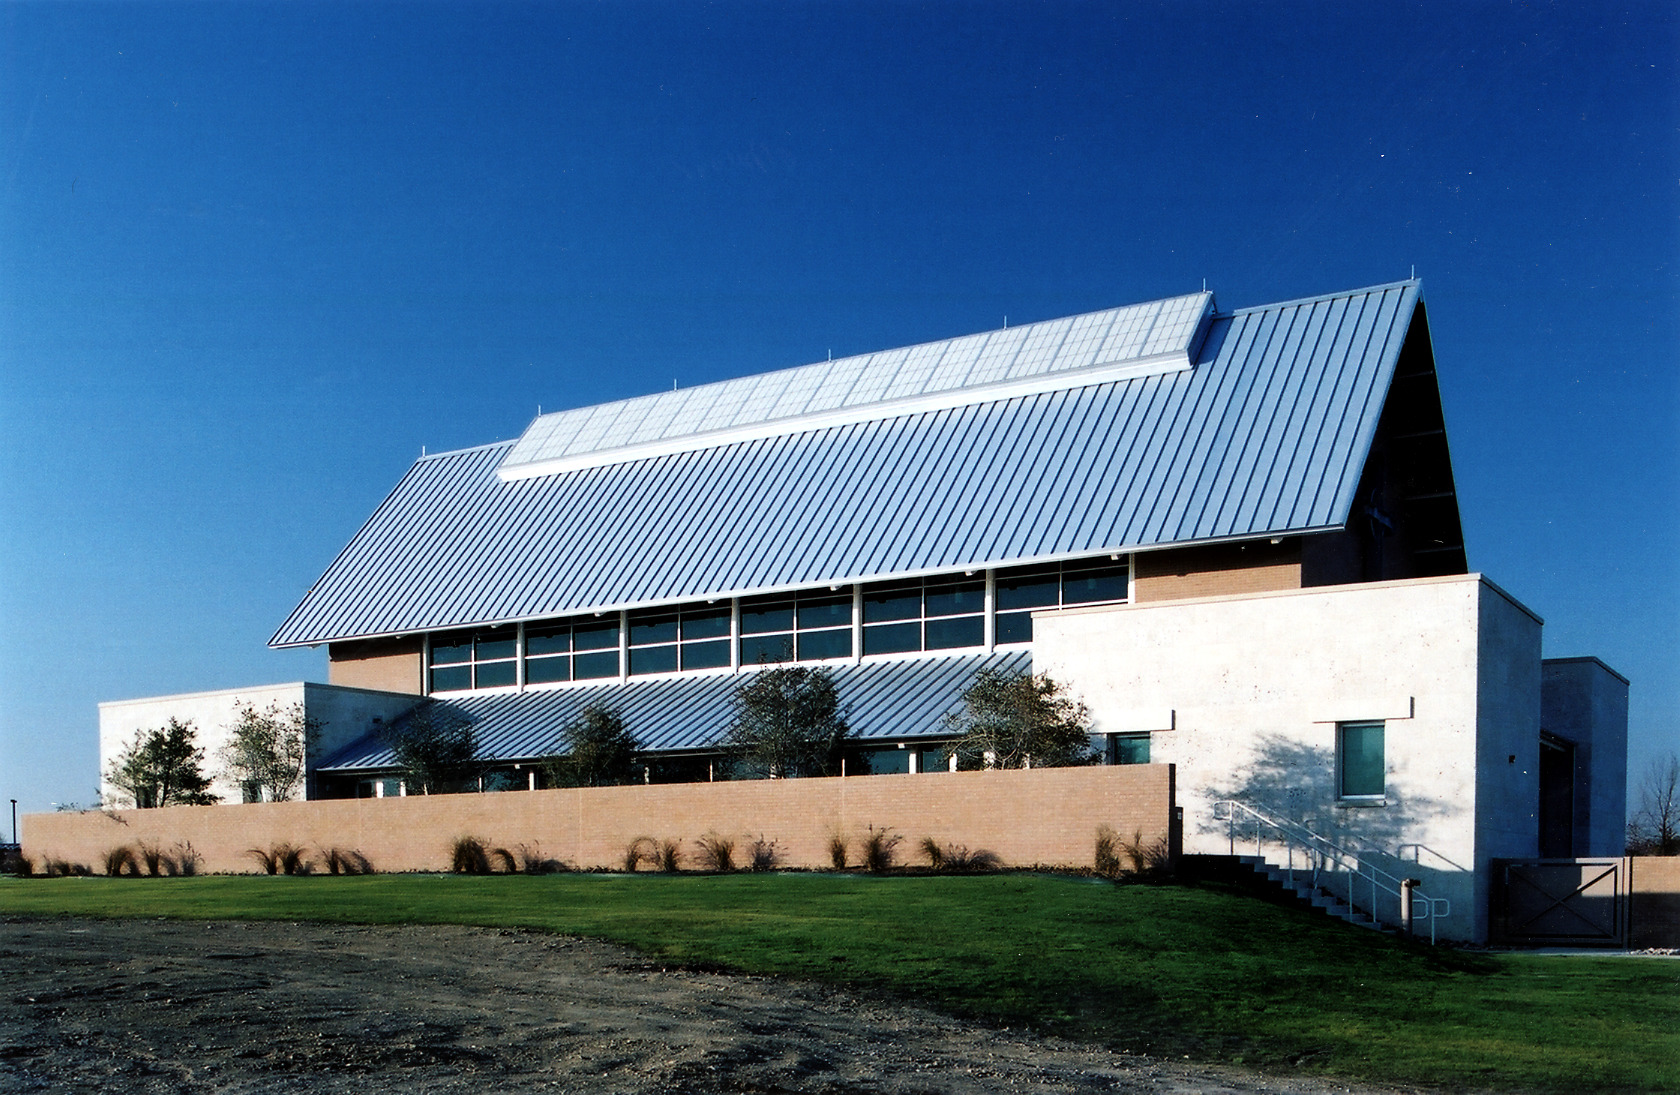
left=1491, top=858, right=1629, bottom=947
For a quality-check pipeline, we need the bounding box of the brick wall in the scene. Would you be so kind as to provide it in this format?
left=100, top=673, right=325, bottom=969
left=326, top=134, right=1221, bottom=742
left=1631, top=856, right=1680, bottom=949
left=1133, top=540, right=1303, bottom=602
left=22, top=764, right=1174, bottom=875
left=328, top=637, right=424, bottom=694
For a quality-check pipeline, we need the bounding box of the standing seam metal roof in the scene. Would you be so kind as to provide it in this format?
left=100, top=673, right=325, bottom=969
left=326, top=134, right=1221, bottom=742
left=316, top=650, right=1030, bottom=771
left=273, top=282, right=1420, bottom=647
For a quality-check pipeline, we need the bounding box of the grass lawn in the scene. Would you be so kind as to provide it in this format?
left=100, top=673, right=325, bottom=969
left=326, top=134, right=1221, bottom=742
left=2, top=871, right=1675, bottom=1092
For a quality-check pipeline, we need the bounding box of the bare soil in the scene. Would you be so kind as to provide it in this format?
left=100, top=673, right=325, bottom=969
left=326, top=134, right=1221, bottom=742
left=1, top=917, right=1435, bottom=1094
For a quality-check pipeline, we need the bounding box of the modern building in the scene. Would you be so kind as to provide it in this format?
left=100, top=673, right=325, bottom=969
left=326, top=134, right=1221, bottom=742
left=99, top=280, right=1627, bottom=940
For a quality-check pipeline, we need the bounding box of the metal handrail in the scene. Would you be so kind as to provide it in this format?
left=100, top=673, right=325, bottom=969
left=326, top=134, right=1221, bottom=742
left=1215, top=799, right=1451, bottom=943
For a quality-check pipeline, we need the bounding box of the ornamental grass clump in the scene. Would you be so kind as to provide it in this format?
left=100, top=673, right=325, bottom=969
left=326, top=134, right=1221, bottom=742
left=450, top=836, right=492, bottom=874
left=861, top=825, right=901, bottom=873
left=511, top=843, right=565, bottom=874
left=827, top=832, right=848, bottom=870
left=318, top=846, right=374, bottom=875
left=695, top=833, right=735, bottom=872
left=104, top=845, right=141, bottom=877
left=1094, top=824, right=1122, bottom=879
left=248, top=842, right=311, bottom=875
left=171, top=842, right=202, bottom=876
left=1118, top=828, right=1171, bottom=878
left=623, top=836, right=658, bottom=872
left=920, top=837, right=1000, bottom=872
left=135, top=841, right=170, bottom=876
left=745, top=836, right=781, bottom=872
left=41, top=857, right=90, bottom=877
left=657, top=839, right=683, bottom=873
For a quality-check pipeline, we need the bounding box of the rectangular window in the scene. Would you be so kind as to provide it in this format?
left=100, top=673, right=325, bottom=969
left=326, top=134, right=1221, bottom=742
left=1110, top=733, right=1151, bottom=765
left=850, top=747, right=910, bottom=775
left=740, top=591, right=852, bottom=665
left=524, top=617, right=621, bottom=685
left=628, top=603, right=734, bottom=676
left=1338, top=721, right=1385, bottom=799
left=428, top=625, right=517, bottom=692
left=994, top=557, right=1129, bottom=643
left=861, top=577, right=985, bottom=655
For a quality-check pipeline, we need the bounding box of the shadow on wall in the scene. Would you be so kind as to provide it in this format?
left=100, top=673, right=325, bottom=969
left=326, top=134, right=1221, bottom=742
left=1197, top=733, right=1453, bottom=852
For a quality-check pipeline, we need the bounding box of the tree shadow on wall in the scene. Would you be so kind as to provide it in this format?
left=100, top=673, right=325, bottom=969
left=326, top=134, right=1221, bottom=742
left=1197, top=733, right=1456, bottom=864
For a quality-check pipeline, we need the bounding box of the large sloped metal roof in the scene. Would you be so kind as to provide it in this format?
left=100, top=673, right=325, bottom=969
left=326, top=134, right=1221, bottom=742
left=316, top=650, right=1029, bottom=771
left=274, top=281, right=1421, bottom=647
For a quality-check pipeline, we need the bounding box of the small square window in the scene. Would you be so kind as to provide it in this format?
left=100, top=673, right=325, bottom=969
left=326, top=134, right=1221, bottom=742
left=1338, top=721, right=1385, bottom=799
left=1111, top=733, right=1150, bottom=765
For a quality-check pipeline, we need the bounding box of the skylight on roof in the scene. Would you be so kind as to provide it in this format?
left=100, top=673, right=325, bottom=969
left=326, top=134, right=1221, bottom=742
left=498, top=291, right=1214, bottom=481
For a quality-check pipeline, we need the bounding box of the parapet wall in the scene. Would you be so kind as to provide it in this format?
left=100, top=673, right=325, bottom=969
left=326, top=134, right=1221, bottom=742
left=23, top=764, right=1174, bottom=875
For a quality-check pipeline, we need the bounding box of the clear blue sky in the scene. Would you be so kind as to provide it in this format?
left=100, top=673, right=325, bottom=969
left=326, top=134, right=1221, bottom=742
left=2, top=1, right=1675, bottom=822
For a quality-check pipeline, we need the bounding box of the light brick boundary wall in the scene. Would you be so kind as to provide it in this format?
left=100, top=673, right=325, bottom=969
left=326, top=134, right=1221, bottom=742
left=1631, top=856, right=1680, bottom=949
left=22, top=764, right=1175, bottom=875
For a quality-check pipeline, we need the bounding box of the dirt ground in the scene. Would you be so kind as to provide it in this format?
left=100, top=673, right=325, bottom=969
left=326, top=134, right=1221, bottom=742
left=0, top=917, right=1439, bottom=1095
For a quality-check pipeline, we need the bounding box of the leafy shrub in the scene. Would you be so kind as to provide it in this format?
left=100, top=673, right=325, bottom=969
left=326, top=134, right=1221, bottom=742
left=248, top=842, right=310, bottom=875
left=11, top=852, right=33, bottom=877
left=104, top=845, right=141, bottom=877
left=318, top=846, right=374, bottom=875
left=725, top=665, right=850, bottom=778
left=861, top=825, right=901, bottom=873
left=541, top=706, right=641, bottom=788
left=944, top=668, right=1097, bottom=770
left=745, top=836, right=780, bottom=872
left=450, top=836, right=492, bottom=874
left=694, top=833, right=735, bottom=872
left=828, top=832, right=848, bottom=870
left=623, top=836, right=658, bottom=872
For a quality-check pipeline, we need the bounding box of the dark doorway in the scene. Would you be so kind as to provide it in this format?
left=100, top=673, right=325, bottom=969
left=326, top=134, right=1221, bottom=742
left=1538, top=734, right=1576, bottom=858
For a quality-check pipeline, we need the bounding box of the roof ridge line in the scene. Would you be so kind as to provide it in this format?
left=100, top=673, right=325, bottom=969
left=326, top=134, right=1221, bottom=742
left=1221, top=279, right=1419, bottom=318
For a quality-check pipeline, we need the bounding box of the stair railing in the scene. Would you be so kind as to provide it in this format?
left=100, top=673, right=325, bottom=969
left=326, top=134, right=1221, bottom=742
left=1213, top=799, right=1451, bottom=943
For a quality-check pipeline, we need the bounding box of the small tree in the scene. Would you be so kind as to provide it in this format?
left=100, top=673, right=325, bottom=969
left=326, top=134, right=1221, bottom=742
left=382, top=701, right=480, bottom=794
left=105, top=718, right=219, bottom=808
left=944, top=668, right=1098, bottom=770
left=725, top=665, right=850, bottom=778
left=220, top=700, right=321, bottom=803
left=541, top=706, right=640, bottom=787
left=1627, top=752, right=1680, bottom=856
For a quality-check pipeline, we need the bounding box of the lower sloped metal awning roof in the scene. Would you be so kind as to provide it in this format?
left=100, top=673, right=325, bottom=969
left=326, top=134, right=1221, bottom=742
left=315, top=650, right=1030, bottom=772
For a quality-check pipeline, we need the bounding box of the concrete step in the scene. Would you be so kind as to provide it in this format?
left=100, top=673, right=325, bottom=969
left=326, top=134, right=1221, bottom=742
left=1182, top=853, right=1388, bottom=933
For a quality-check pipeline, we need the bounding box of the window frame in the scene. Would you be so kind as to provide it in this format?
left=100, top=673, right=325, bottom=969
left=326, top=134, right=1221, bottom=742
left=1336, top=720, right=1386, bottom=801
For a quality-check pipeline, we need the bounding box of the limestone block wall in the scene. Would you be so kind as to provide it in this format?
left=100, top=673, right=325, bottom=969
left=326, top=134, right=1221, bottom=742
left=1033, top=574, right=1549, bottom=943
left=23, top=764, right=1174, bottom=875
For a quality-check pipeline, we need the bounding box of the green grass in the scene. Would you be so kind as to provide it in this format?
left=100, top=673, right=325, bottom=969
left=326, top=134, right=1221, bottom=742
left=3, top=872, right=1675, bottom=1092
